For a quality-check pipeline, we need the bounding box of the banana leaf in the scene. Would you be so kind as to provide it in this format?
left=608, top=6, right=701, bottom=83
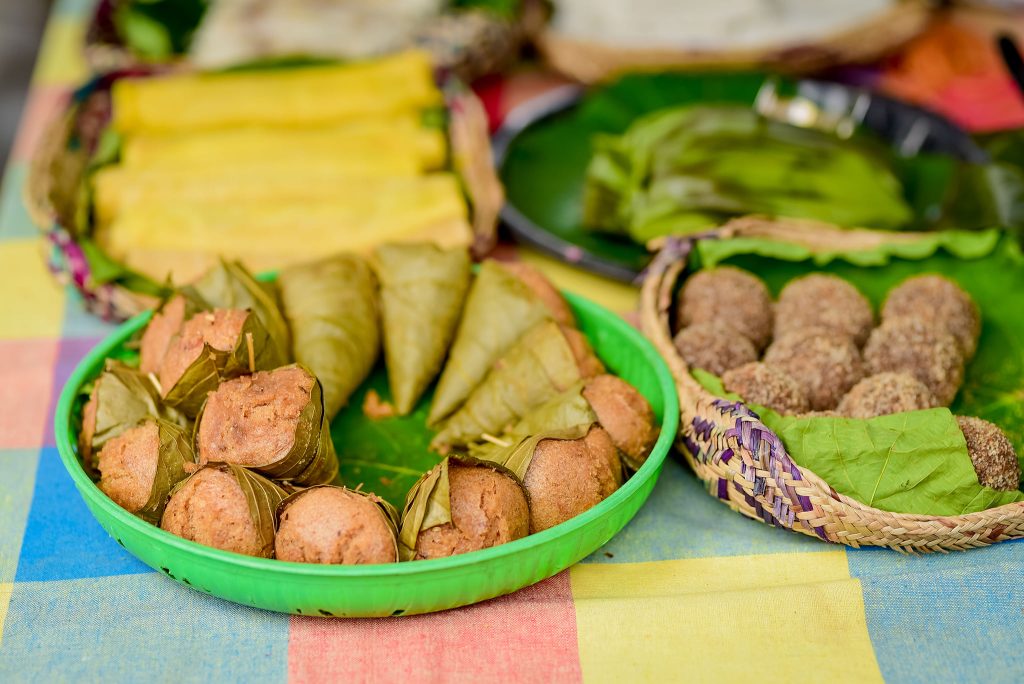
left=275, top=485, right=400, bottom=560
left=374, top=243, right=471, bottom=416
left=194, top=365, right=338, bottom=485
left=181, top=258, right=291, bottom=359
left=134, top=419, right=195, bottom=525
left=687, top=229, right=1024, bottom=516
left=427, top=260, right=554, bottom=425
left=79, top=359, right=189, bottom=471
left=161, top=310, right=286, bottom=417
left=431, top=321, right=600, bottom=451
left=278, top=254, right=380, bottom=419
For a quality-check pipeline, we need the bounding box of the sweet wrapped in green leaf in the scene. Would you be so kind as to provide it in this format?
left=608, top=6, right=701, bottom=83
left=79, top=359, right=189, bottom=471
left=159, top=308, right=286, bottom=417
left=278, top=254, right=379, bottom=419
left=374, top=243, right=471, bottom=415
left=139, top=294, right=202, bottom=376
left=428, top=260, right=569, bottom=425
left=431, top=321, right=604, bottom=452
left=181, top=258, right=292, bottom=358
left=194, top=364, right=339, bottom=486
left=96, top=418, right=195, bottom=525
left=162, top=463, right=289, bottom=558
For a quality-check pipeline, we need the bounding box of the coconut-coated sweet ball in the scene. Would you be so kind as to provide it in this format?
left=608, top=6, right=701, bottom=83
left=275, top=487, right=397, bottom=565
left=676, top=267, right=773, bottom=349
left=414, top=463, right=529, bottom=559
left=764, top=329, right=865, bottom=411
left=837, top=372, right=939, bottom=419
left=863, top=319, right=964, bottom=406
left=161, top=467, right=267, bottom=557
left=674, top=320, right=758, bottom=377
left=774, top=274, right=874, bottom=346
left=721, top=362, right=810, bottom=416
left=882, top=275, right=980, bottom=359
left=957, top=416, right=1021, bottom=491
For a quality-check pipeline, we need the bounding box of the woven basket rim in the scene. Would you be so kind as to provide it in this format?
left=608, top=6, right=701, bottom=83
left=639, top=216, right=1024, bottom=552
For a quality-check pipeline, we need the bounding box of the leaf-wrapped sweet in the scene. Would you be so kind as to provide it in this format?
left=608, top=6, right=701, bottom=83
left=428, top=261, right=563, bottom=425
left=195, top=365, right=339, bottom=486
left=278, top=254, right=380, bottom=419
left=374, top=243, right=471, bottom=415
left=431, top=321, right=604, bottom=452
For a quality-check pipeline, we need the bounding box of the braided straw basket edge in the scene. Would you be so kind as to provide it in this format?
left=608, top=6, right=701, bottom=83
left=639, top=216, right=1024, bottom=552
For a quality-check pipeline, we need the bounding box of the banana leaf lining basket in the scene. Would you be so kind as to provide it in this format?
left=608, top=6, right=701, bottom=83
left=639, top=217, right=1024, bottom=552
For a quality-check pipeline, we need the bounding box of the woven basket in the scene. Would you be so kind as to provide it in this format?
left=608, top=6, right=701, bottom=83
left=536, top=0, right=932, bottom=83
left=24, top=70, right=502, bottom=322
left=639, top=216, right=1024, bottom=552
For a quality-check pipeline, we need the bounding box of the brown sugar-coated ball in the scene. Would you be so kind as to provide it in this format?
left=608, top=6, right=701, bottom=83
left=674, top=320, right=758, bottom=377
left=722, top=362, right=810, bottom=416
left=882, top=275, right=980, bottom=359
left=774, top=274, right=874, bottom=346
left=957, top=416, right=1021, bottom=491
left=863, top=319, right=964, bottom=406
left=677, top=267, right=774, bottom=350
left=837, top=372, right=939, bottom=419
left=764, top=329, right=865, bottom=411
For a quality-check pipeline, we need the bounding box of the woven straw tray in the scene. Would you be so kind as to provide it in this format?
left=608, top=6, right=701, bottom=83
left=640, top=216, right=1024, bottom=552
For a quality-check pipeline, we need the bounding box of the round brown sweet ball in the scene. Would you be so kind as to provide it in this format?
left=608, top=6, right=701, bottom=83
left=674, top=321, right=758, bottom=377
left=161, top=467, right=265, bottom=557
left=721, top=362, right=809, bottom=416
left=275, top=487, right=397, bottom=565
left=524, top=426, right=623, bottom=533
left=582, top=374, right=659, bottom=468
left=140, top=295, right=187, bottom=376
left=414, top=463, right=529, bottom=559
left=158, top=308, right=249, bottom=395
left=97, top=420, right=160, bottom=513
left=838, top=372, right=939, bottom=419
left=677, top=267, right=773, bottom=350
left=775, top=274, right=874, bottom=346
left=882, top=275, right=980, bottom=359
left=764, top=329, right=865, bottom=411
left=196, top=365, right=314, bottom=468
left=957, top=416, right=1021, bottom=491
left=863, top=319, right=964, bottom=406
left=499, top=261, right=575, bottom=327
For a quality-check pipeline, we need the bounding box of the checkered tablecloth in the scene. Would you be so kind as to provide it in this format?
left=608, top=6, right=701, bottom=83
left=1, top=2, right=1023, bottom=682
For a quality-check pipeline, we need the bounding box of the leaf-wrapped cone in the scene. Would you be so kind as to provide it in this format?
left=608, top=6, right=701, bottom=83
left=195, top=364, right=339, bottom=486
left=278, top=254, right=380, bottom=419
left=397, top=455, right=529, bottom=561
left=79, top=359, right=189, bottom=471
left=161, top=309, right=286, bottom=417
left=431, top=321, right=604, bottom=452
left=374, top=243, right=471, bottom=415
left=274, top=485, right=400, bottom=564
left=181, top=258, right=292, bottom=359
left=427, top=261, right=556, bottom=425
left=163, top=463, right=288, bottom=558
left=98, top=418, right=195, bottom=525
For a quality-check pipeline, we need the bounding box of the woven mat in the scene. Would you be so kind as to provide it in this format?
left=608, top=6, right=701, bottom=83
left=0, top=1, right=1021, bottom=681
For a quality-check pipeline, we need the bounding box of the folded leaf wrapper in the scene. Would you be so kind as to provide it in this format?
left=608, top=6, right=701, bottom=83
left=278, top=255, right=380, bottom=419
left=79, top=360, right=189, bottom=471
left=135, top=419, right=196, bottom=525
left=470, top=424, right=594, bottom=482
left=427, top=261, right=555, bottom=425
left=397, top=455, right=524, bottom=562
left=431, top=321, right=601, bottom=451
left=275, top=485, right=400, bottom=559
left=374, top=243, right=471, bottom=415
left=162, top=311, right=286, bottom=417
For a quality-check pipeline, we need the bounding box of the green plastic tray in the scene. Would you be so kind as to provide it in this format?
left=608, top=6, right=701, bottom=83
left=54, top=291, right=679, bottom=617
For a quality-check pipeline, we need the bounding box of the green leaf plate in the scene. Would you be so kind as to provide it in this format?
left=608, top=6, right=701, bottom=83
left=54, top=289, right=678, bottom=617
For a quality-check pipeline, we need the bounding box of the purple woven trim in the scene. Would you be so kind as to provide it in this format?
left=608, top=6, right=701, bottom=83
left=47, top=227, right=119, bottom=321
left=720, top=448, right=733, bottom=464
left=717, top=478, right=729, bottom=500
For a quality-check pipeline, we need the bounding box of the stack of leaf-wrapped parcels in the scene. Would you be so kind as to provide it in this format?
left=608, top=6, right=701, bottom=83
left=77, top=243, right=660, bottom=564
left=89, top=50, right=476, bottom=285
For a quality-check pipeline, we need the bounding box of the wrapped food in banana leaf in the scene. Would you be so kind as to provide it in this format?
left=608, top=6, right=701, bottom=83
left=373, top=243, right=471, bottom=415
left=79, top=359, right=189, bottom=471
left=278, top=255, right=380, bottom=420
left=428, top=260, right=575, bottom=425
left=274, top=485, right=400, bottom=564
left=96, top=418, right=194, bottom=524
left=112, top=50, right=441, bottom=135
left=140, top=294, right=193, bottom=376
left=431, top=321, right=604, bottom=452
left=157, top=307, right=286, bottom=417
left=162, top=463, right=288, bottom=558
left=398, top=455, right=529, bottom=561
left=194, top=365, right=338, bottom=486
